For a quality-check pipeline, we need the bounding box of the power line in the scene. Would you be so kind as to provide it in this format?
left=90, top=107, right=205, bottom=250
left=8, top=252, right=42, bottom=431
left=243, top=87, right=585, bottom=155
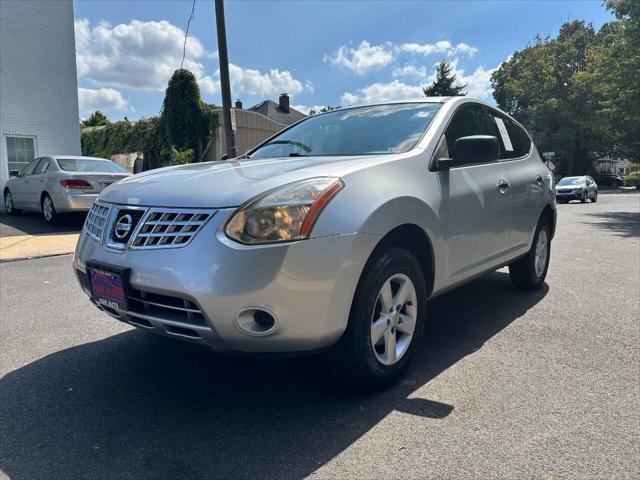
left=180, top=0, right=197, bottom=70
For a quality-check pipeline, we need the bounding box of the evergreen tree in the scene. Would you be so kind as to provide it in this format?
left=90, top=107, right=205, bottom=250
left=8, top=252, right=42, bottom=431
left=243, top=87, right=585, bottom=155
left=423, top=60, right=467, bottom=97
left=160, top=69, right=209, bottom=160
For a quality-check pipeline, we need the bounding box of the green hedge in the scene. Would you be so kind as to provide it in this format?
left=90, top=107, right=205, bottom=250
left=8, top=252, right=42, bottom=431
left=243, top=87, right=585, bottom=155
left=81, top=118, right=159, bottom=160
left=81, top=111, right=218, bottom=170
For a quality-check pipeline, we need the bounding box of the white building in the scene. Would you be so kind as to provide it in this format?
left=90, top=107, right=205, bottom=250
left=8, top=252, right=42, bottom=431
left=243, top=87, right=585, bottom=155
left=0, top=0, right=81, bottom=201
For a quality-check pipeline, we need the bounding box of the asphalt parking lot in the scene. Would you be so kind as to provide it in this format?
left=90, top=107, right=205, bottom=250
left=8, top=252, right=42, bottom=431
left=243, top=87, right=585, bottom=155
left=1, top=193, right=638, bottom=479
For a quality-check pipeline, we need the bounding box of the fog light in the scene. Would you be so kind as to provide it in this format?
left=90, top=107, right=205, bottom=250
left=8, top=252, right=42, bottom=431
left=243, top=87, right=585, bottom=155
left=235, top=308, right=278, bottom=336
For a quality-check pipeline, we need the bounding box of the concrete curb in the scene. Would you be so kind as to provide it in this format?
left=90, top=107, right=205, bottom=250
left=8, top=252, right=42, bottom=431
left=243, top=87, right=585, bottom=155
left=0, top=232, right=78, bottom=262
left=0, top=251, right=73, bottom=264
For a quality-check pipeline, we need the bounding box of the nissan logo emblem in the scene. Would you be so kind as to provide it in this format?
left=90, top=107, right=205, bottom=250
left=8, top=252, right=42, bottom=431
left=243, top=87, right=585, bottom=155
left=114, top=214, right=133, bottom=240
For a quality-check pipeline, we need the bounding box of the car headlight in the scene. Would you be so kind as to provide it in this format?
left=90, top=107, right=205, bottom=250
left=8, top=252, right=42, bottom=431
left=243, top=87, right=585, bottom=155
left=225, top=177, right=344, bottom=244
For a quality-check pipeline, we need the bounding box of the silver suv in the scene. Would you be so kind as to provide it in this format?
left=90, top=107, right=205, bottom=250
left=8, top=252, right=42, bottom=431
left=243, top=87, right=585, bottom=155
left=74, top=98, right=556, bottom=388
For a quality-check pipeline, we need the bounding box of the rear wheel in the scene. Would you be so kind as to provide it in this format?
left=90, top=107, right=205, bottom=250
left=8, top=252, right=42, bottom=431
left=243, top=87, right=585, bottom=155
left=328, top=247, right=427, bottom=389
left=4, top=189, right=21, bottom=215
left=41, top=193, right=58, bottom=224
left=509, top=219, right=551, bottom=290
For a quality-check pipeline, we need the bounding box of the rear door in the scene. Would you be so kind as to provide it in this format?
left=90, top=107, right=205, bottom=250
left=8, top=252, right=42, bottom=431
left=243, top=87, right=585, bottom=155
left=28, top=157, right=51, bottom=207
left=441, top=104, right=512, bottom=284
left=491, top=111, right=545, bottom=251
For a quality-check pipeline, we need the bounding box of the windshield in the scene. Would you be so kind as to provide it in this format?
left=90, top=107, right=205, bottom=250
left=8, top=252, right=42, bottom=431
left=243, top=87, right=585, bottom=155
left=57, top=159, right=127, bottom=173
left=249, top=103, right=442, bottom=159
left=558, top=177, right=585, bottom=186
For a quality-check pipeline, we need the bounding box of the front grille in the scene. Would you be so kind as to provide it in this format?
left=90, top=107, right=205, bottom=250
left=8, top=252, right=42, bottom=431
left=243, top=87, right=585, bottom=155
left=126, top=288, right=207, bottom=326
left=84, top=203, right=110, bottom=241
left=130, top=210, right=213, bottom=249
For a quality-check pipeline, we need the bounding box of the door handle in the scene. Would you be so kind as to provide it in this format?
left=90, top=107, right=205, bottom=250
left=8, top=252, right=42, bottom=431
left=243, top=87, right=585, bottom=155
left=536, top=175, right=544, bottom=185
left=497, top=179, right=510, bottom=192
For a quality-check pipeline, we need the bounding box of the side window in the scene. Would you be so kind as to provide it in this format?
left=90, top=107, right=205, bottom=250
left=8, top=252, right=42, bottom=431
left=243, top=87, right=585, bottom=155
left=20, top=158, right=40, bottom=176
left=488, top=113, right=531, bottom=159
left=444, top=105, right=496, bottom=156
left=35, top=158, right=50, bottom=174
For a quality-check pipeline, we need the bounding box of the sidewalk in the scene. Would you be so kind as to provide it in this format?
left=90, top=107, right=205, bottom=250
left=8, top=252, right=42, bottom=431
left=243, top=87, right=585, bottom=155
left=0, top=212, right=83, bottom=262
left=0, top=232, right=79, bottom=262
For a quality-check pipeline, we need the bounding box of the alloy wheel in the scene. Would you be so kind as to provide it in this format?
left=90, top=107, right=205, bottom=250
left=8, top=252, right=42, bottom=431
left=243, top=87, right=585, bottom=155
left=43, top=196, right=54, bottom=221
left=370, top=273, right=417, bottom=366
left=5, top=192, right=13, bottom=213
left=534, top=229, right=548, bottom=278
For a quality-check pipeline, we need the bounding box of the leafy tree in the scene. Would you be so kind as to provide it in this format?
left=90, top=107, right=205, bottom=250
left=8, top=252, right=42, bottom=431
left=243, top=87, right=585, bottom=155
left=492, top=3, right=640, bottom=174
left=492, top=21, right=604, bottom=174
left=587, top=0, right=640, bottom=162
left=159, top=69, right=209, bottom=159
left=424, top=60, right=467, bottom=97
left=81, top=110, right=110, bottom=128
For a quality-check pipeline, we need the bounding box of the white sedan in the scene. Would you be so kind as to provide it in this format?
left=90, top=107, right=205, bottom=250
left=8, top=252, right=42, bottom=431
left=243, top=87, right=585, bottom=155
left=4, top=155, right=129, bottom=224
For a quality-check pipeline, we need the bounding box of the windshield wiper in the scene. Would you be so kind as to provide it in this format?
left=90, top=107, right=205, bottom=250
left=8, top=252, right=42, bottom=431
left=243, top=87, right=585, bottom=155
left=262, top=140, right=312, bottom=153
left=288, top=152, right=307, bottom=157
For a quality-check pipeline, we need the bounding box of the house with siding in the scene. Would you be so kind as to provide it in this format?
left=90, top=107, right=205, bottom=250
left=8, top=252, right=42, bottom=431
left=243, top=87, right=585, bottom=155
left=0, top=0, right=81, bottom=205
left=205, top=94, right=306, bottom=161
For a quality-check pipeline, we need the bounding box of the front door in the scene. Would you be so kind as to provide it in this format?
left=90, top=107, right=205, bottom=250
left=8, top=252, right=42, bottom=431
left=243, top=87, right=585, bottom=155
left=10, top=158, right=40, bottom=209
left=439, top=104, right=512, bottom=284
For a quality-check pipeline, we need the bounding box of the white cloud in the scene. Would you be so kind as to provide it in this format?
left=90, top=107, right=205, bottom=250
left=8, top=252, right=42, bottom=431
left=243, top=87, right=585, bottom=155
left=75, top=18, right=209, bottom=91
left=324, top=41, right=394, bottom=75
left=399, top=41, right=478, bottom=57
left=341, top=80, right=425, bottom=105
left=200, top=64, right=309, bottom=98
left=392, top=64, right=428, bottom=80
left=340, top=59, right=499, bottom=105
left=340, top=92, right=360, bottom=106
left=447, top=60, right=497, bottom=99
left=324, top=40, right=479, bottom=77
left=78, top=87, right=129, bottom=111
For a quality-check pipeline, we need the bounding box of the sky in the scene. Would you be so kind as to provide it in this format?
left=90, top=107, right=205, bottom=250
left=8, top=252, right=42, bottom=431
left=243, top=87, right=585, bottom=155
left=73, top=0, right=614, bottom=120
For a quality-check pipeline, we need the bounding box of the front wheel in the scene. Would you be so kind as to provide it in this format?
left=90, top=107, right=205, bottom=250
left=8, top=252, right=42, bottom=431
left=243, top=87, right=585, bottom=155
left=580, top=191, right=587, bottom=203
left=592, top=190, right=598, bottom=202
left=509, top=219, right=551, bottom=290
left=328, top=246, right=427, bottom=389
left=4, top=190, right=21, bottom=215
left=41, top=193, right=59, bottom=224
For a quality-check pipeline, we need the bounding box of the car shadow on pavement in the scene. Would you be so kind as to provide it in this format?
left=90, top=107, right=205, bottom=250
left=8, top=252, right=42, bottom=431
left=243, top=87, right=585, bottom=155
left=583, top=211, right=640, bottom=237
left=0, top=271, right=547, bottom=480
left=0, top=212, right=85, bottom=237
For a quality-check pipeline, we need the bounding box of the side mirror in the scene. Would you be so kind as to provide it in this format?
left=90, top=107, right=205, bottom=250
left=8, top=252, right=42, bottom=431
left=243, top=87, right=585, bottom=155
left=10, top=170, right=21, bottom=177
left=436, top=135, right=499, bottom=170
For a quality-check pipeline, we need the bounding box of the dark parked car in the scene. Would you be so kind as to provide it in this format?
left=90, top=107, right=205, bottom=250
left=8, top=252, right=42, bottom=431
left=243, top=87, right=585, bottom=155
left=595, top=174, right=625, bottom=188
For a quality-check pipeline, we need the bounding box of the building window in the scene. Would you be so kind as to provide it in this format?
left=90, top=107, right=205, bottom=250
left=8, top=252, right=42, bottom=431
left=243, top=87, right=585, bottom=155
left=6, top=136, right=36, bottom=176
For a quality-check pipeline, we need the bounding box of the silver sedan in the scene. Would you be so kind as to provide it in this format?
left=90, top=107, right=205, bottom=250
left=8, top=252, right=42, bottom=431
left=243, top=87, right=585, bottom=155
left=4, top=155, right=129, bottom=224
left=74, top=99, right=556, bottom=388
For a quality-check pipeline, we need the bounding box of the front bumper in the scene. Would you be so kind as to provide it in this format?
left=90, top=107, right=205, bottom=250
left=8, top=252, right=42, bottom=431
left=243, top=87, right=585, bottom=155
left=52, top=192, right=98, bottom=212
left=555, top=190, right=583, bottom=201
left=73, top=206, right=379, bottom=353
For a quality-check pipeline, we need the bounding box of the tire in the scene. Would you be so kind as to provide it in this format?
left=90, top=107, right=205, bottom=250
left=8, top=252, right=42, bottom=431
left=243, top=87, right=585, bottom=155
left=592, top=190, right=598, bottom=203
left=328, top=246, right=427, bottom=389
left=41, top=193, right=59, bottom=224
left=4, top=189, right=21, bottom=215
left=509, top=219, right=551, bottom=291
left=580, top=192, right=587, bottom=203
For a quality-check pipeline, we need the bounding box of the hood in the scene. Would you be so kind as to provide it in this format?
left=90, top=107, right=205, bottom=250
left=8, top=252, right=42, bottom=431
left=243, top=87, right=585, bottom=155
left=99, top=155, right=384, bottom=208
left=556, top=184, right=584, bottom=190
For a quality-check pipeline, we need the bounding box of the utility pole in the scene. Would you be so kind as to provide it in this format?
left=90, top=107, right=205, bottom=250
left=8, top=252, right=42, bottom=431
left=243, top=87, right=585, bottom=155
left=215, top=0, right=237, bottom=158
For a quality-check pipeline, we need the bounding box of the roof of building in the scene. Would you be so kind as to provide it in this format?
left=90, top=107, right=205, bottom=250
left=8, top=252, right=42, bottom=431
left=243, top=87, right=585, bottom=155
left=248, top=100, right=306, bottom=126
